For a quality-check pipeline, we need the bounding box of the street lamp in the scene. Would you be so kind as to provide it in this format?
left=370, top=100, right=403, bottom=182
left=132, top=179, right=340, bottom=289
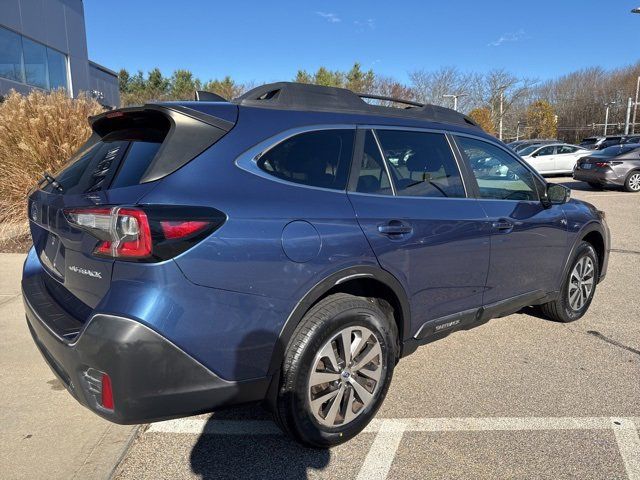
left=497, top=84, right=508, bottom=141
left=632, top=75, right=640, bottom=134
left=603, top=101, right=616, bottom=136
left=632, top=7, right=640, bottom=13
left=443, top=93, right=467, bottom=111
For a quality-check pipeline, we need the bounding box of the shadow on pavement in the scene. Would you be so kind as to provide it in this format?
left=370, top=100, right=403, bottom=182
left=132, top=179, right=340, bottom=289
left=558, top=179, right=617, bottom=192
left=189, top=405, right=330, bottom=480
left=190, top=329, right=330, bottom=479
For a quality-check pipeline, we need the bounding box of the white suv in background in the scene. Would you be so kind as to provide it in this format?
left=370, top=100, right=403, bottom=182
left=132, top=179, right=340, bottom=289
left=519, top=143, right=590, bottom=175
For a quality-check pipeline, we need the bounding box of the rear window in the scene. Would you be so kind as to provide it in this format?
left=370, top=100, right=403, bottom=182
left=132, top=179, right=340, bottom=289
left=257, top=129, right=354, bottom=190
left=580, top=138, right=598, bottom=145
left=45, top=127, right=167, bottom=194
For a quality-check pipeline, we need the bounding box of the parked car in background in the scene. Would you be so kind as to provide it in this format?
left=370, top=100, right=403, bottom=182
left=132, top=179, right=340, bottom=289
left=23, top=82, right=610, bottom=447
left=509, top=139, right=558, bottom=153
left=520, top=143, right=590, bottom=175
left=623, top=135, right=640, bottom=144
left=574, top=143, right=640, bottom=192
left=579, top=135, right=626, bottom=150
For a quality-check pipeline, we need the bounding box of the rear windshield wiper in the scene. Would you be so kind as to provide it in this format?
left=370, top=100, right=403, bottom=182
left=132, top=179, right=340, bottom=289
left=42, top=172, right=63, bottom=192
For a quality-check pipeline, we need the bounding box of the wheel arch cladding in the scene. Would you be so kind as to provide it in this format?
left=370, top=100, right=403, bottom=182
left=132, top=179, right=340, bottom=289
left=267, top=266, right=411, bottom=375
left=582, top=230, right=605, bottom=275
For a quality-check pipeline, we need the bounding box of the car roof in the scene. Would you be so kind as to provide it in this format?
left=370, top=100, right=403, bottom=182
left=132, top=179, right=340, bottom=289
left=210, top=82, right=480, bottom=131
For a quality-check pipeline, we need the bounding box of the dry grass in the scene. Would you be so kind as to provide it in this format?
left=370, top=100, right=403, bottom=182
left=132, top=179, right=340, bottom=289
left=0, top=90, right=104, bottom=243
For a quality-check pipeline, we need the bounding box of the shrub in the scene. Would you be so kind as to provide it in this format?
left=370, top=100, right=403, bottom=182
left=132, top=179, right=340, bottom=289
left=0, top=90, right=104, bottom=239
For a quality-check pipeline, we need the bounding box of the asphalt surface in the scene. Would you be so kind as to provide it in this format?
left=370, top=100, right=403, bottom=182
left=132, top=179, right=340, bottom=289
left=109, top=178, right=639, bottom=479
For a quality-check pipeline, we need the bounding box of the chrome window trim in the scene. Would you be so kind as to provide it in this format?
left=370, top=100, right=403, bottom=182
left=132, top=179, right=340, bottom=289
left=234, top=124, right=356, bottom=193
left=367, top=126, right=469, bottom=199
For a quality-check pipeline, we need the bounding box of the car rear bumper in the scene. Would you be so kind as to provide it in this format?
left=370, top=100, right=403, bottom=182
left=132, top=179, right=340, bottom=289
left=573, top=168, right=625, bottom=186
left=23, top=272, right=270, bottom=425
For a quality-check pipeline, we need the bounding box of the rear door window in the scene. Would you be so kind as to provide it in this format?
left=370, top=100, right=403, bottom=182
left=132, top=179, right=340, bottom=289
left=257, top=129, right=354, bottom=190
left=375, top=130, right=465, bottom=198
left=558, top=145, right=577, bottom=154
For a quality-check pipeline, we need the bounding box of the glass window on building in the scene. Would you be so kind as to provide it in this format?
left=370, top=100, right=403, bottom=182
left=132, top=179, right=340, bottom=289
left=0, top=26, right=68, bottom=92
left=47, top=48, right=67, bottom=90
left=0, top=27, right=24, bottom=83
left=23, top=37, right=48, bottom=89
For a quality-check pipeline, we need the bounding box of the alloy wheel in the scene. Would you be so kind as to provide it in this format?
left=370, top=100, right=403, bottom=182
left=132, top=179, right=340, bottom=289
left=628, top=173, right=640, bottom=192
left=568, top=256, right=595, bottom=311
left=307, top=326, right=383, bottom=427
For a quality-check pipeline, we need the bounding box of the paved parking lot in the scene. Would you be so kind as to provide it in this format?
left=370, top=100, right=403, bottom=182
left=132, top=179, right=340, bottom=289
left=113, top=178, right=640, bottom=480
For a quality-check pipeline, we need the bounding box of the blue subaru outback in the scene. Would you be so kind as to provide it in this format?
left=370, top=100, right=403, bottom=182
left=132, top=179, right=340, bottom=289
left=23, top=83, right=609, bottom=447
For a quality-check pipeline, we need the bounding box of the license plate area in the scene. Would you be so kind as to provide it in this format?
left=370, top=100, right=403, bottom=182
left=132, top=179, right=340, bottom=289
left=39, top=231, right=65, bottom=279
left=582, top=163, right=592, bottom=170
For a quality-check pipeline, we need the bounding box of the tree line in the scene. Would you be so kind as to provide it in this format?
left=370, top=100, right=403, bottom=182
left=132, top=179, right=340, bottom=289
left=118, top=60, right=640, bottom=143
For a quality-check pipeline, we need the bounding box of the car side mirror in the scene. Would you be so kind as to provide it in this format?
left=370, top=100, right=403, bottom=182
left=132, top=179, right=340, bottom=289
left=531, top=152, right=538, bottom=157
left=544, top=184, right=570, bottom=206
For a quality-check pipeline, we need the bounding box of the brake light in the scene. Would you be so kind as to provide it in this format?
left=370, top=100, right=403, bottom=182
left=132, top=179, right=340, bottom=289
left=594, top=161, right=610, bottom=168
left=160, top=220, right=209, bottom=239
left=64, top=205, right=225, bottom=262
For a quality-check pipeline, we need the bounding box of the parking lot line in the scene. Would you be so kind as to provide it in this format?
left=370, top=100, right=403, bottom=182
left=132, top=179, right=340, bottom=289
left=612, top=418, right=640, bottom=480
left=356, top=420, right=405, bottom=480
left=146, top=416, right=640, bottom=479
left=148, top=416, right=640, bottom=435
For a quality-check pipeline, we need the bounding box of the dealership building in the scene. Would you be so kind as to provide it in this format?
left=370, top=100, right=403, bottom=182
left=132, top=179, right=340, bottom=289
left=0, top=0, right=119, bottom=107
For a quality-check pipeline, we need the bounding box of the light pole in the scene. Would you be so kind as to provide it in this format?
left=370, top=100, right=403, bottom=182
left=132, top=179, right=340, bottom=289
left=516, top=121, right=521, bottom=141
left=497, top=84, right=508, bottom=141
left=632, top=75, right=640, bottom=134
left=603, top=101, right=616, bottom=136
left=442, top=93, right=467, bottom=111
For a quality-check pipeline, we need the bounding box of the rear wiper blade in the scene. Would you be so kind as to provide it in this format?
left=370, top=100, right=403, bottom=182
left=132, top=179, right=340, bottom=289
left=42, top=172, right=63, bottom=192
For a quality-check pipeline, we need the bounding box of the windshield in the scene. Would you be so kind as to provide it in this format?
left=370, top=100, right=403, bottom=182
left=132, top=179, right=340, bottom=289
left=518, top=145, right=539, bottom=156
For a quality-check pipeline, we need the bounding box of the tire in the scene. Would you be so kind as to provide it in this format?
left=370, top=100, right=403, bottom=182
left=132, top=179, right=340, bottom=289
left=588, top=182, right=603, bottom=190
left=540, top=241, right=599, bottom=323
left=624, top=171, right=640, bottom=193
left=274, top=293, right=397, bottom=448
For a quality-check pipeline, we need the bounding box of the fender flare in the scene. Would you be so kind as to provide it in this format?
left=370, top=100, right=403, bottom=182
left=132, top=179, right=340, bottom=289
left=267, top=265, right=411, bottom=375
left=560, top=221, right=607, bottom=287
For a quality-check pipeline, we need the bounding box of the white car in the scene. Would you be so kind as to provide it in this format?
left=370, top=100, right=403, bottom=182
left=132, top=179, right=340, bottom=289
left=520, top=143, right=590, bottom=175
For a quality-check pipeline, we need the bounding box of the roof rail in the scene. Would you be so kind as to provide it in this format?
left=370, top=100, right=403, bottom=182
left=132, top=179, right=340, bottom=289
left=234, top=82, right=479, bottom=128
left=357, top=93, right=424, bottom=108
left=194, top=90, right=227, bottom=102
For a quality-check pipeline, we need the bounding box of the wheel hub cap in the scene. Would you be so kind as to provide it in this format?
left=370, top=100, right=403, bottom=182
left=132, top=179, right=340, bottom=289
left=307, top=325, right=383, bottom=427
left=568, top=256, right=595, bottom=311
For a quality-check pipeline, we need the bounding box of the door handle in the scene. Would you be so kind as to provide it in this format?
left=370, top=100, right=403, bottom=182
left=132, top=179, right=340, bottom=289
left=378, top=221, right=413, bottom=236
left=492, top=220, right=514, bottom=232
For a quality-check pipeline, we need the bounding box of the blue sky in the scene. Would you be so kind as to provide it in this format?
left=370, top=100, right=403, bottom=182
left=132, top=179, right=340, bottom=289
left=84, top=1, right=640, bottom=84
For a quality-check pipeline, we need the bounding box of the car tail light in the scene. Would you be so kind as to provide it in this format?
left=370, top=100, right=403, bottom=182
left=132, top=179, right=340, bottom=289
left=101, top=373, right=114, bottom=410
left=594, top=161, right=610, bottom=168
left=65, top=205, right=225, bottom=261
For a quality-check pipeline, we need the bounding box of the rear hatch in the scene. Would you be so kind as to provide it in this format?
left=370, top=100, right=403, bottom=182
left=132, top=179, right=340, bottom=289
left=28, top=103, right=236, bottom=319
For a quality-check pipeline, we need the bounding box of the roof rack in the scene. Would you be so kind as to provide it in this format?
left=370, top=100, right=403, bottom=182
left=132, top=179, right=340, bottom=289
left=356, top=93, right=424, bottom=108
left=233, top=82, right=478, bottom=128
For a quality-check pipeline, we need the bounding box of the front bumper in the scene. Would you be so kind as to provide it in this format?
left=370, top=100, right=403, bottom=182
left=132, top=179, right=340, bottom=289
left=23, top=273, right=269, bottom=424
left=573, top=167, right=625, bottom=186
